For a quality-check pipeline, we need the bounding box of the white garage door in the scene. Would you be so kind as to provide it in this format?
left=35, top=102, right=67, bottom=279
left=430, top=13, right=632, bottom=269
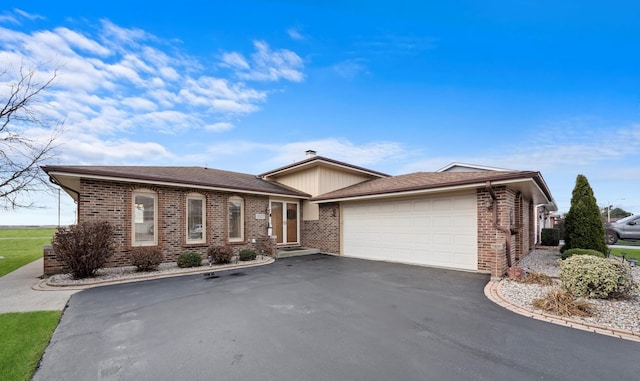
left=342, top=193, right=478, bottom=270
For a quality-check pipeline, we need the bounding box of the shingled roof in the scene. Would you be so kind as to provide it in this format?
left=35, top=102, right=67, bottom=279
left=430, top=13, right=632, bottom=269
left=312, top=170, right=554, bottom=204
left=42, top=165, right=310, bottom=198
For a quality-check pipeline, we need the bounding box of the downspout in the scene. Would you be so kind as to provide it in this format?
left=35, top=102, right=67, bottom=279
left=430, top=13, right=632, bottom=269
left=534, top=203, right=546, bottom=245
left=485, top=181, right=513, bottom=268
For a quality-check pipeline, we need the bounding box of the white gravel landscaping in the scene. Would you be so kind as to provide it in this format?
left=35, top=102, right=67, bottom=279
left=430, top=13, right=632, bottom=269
left=47, top=257, right=272, bottom=286
left=500, top=249, right=640, bottom=333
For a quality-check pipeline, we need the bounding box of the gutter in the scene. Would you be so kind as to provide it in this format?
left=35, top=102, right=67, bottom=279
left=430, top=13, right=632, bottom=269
left=485, top=181, right=513, bottom=268
left=48, top=174, right=80, bottom=201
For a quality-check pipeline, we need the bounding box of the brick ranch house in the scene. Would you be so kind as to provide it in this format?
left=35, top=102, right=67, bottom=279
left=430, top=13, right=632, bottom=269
left=42, top=152, right=556, bottom=277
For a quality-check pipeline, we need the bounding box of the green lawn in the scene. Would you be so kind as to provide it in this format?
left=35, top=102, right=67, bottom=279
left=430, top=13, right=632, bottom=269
left=0, top=228, right=56, bottom=277
left=609, top=247, right=640, bottom=262
left=616, top=239, right=640, bottom=246
left=0, top=311, right=61, bottom=381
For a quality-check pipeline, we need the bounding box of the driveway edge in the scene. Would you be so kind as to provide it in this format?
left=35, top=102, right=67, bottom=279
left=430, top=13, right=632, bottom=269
left=484, top=280, right=640, bottom=343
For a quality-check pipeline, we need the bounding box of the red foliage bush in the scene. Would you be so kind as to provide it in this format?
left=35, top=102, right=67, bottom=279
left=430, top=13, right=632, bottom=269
left=130, top=247, right=164, bottom=271
left=52, top=221, right=115, bottom=279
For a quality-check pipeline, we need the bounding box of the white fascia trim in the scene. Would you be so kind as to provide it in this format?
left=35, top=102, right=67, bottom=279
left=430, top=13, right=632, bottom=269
left=48, top=171, right=310, bottom=199
left=311, top=183, right=482, bottom=204
left=312, top=176, right=554, bottom=205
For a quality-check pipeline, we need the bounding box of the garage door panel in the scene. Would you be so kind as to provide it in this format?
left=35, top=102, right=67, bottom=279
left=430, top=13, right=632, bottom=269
left=454, top=215, right=476, bottom=229
left=432, top=198, right=453, bottom=211
left=454, top=196, right=476, bottom=209
left=343, top=194, right=477, bottom=271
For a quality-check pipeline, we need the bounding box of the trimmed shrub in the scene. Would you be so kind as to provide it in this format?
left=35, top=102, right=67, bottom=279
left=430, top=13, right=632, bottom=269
left=239, top=249, right=257, bottom=261
left=52, top=221, right=115, bottom=279
left=207, top=245, right=234, bottom=264
left=130, top=247, right=164, bottom=272
left=177, top=252, right=202, bottom=268
left=559, top=255, right=638, bottom=299
left=540, top=228, right=560, bottom=246
left=560, top=248, right=606, bottom=260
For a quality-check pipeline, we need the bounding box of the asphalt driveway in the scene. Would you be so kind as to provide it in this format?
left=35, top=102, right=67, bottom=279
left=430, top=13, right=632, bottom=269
left=35, top=255, right=640, bottom=381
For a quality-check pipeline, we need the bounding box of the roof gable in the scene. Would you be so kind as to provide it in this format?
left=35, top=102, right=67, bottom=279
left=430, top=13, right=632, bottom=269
left=259, top=156, right=389, bottom=179
left=436, top=162, right=514, bottom=172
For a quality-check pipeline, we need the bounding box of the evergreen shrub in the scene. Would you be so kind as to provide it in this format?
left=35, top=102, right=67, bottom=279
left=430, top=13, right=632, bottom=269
left=239, top=249, right=257, bottom=261
left=541, top=228, right=560, bottom=246
left=177, top=252, right=202, bottom=268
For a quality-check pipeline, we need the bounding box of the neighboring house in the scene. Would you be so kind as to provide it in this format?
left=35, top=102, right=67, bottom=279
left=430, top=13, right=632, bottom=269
left=42, top=151, right=556, bottom=277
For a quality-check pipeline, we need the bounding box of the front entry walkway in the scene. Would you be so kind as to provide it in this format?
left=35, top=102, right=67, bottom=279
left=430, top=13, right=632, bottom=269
left=0, top=258, right=78, bottom=313
left=275, top=246, right=321, bottom=258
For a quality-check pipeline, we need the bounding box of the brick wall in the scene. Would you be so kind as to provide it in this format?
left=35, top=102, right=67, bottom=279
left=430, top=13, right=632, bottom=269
left=476, top=187, right=537, bottom=277
left=44, top=179, right=272, bottom=274
left=514, top=192, right=533, bottom=263
left=477, top=188, right=505, bottom=275
left=43, top=244, right=65, bottom=275
left=301, top=202, right=340, bottom=254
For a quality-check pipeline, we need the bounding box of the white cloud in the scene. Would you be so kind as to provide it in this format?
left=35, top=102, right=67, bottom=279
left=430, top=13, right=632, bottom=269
left=287, top=27, right=305, bottom=41
left=55, top=27, right=111, bottom=56
left=204, top=122, right=234, bottom=132
left=13, top=9, right=44, bottom=21
left=0, top=14, right=19, bottom=25
left=221, top=40, right=304, bottom=82
left=0, top=13, right=304, bottom=164
left=332, top=59, right=368, bottom=79
left=99, top=19, right=150, bottom=50
left=204, top=138, right=405, bottom=171
left=221, top=52, right=250, bottom=70
left=57, top=134, right=172, bottom=164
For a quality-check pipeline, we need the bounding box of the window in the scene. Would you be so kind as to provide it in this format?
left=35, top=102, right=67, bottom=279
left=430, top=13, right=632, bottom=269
left=186, top=193, right=206, bottom=244
left=132, top=190, right=157, bottom=246
left=229, top=196, right=244, bottom=242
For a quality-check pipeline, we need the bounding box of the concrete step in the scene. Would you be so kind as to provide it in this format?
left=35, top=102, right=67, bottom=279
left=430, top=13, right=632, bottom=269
left=276, top=247, right=321, bottom=259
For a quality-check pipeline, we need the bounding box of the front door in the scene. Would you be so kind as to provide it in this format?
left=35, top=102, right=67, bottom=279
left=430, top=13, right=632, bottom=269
left=270, top=201, right=299, bottom=244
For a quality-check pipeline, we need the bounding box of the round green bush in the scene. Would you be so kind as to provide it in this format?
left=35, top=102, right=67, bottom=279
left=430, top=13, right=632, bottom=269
left=559, top=255, right=637, bottom=299
left=177, top=252, right=202, bottom=268
left=239, top=249, right=257, bottom=261
left=207, top=245, right=234, bottom=264
left=560, top=248, right=606, bottom=260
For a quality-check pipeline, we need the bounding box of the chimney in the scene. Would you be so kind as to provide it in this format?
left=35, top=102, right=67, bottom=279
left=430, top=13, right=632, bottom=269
left=305, top=150, right=317, bottom=158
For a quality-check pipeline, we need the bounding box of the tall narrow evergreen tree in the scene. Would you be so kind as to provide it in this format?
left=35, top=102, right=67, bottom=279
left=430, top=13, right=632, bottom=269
left=562, top=174, right=607, bottom=254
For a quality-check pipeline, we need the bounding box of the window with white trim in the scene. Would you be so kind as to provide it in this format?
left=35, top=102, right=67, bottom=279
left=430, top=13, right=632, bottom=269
left=186, top=193, right=206, bottom=244
left=228, top=196, right=244, bottom=242
left=132, top=190, right=157, bottom=246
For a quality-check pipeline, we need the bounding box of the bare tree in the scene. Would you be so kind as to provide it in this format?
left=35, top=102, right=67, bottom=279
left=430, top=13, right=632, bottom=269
left=0, top=64, right=63, bottom=209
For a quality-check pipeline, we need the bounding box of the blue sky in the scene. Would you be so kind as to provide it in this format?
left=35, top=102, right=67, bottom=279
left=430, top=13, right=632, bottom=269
left=1, top=1, right=640, bottom=225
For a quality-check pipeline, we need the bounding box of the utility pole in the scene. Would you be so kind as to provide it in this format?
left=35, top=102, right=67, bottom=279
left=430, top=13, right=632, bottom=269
left=58, top=188, right=61, bottom=227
